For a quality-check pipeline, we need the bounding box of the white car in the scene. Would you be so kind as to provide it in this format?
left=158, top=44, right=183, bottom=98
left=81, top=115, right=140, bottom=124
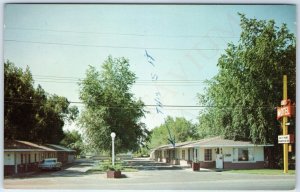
left=38, top=158, right=62, bottom=171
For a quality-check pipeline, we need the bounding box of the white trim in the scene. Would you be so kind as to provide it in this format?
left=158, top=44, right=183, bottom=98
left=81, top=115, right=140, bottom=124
left=199, top=144, right=273, bottom=147
left=4, top=149, right=49, bottom=152
left=231, top=161, right=257, bottom=163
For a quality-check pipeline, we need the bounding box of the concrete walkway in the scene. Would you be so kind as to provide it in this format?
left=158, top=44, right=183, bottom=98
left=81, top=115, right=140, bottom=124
left=124, top=158, right=213, bottom=172
left=124, top=158, right=187, bottom=170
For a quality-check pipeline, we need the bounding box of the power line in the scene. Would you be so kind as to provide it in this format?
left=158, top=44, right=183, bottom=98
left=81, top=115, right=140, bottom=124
left=32, top=75, right=209, bottom=83
left=4, top=98, right=280, bottom=110
left=31, top=78, right=286, bottom=87
left=30, top=75, right=288, bottom=86
left=33, top=75, right=80, bottom=80
left=6, top=27, right=239, bottom=39
left=4, top=39, right=226, bottom=51
left=34, top=80, right=207, bottom=87
left=30, top=74, right=209, bottom=86
left=32, top=74, right=208, bottom=81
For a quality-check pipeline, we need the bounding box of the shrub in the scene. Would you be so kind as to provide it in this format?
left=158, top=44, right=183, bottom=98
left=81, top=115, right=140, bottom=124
left=99, top=160, right=123, bottom=171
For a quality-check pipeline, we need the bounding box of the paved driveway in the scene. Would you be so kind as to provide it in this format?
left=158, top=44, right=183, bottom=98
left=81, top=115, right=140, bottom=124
left=3, top=158, right=296, bottom=190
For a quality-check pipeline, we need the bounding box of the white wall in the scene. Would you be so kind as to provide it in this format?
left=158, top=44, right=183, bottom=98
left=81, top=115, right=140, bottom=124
left=29, top=151, right=43, bottom=163
left=222, top=146, right=265, bottom=162
left=8, top=151, right=52, bottom=165
left=222, top=147, right=233, bottom=162
left=4, top=152, right=15, bottom=165
left=178, top=148, right=188, bottom=160
left=254, top=146, right=264, bottom=161
left=16, top=153, right=21, bottom=164
left=154, top=146, right=265, bottom=163
left=199, top=148, right=204, bottom=161
left=212, top=149, right=216, bottom=161
left=175, top=148, right=180, bottom=159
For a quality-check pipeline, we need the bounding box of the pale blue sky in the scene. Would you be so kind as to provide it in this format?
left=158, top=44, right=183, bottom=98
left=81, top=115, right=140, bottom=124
left=4, top=4, right=296, bottom=130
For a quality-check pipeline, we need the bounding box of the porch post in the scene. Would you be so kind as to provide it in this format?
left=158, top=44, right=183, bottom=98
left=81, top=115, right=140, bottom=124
left=14, top=152, right=18, bottom=174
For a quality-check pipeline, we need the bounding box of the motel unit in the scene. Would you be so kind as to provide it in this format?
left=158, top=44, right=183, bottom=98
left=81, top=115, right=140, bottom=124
left=151, top=136, right=273, bottom=169
left=4, top=140, right=75, bottom=176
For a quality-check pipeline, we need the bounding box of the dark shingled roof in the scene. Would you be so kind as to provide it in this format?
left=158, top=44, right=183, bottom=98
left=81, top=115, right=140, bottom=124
left=46, top=144, right=75, bottom=152
left=4, top=140, right=55, bottom=151
left=4, top=140, right=73, bottom=152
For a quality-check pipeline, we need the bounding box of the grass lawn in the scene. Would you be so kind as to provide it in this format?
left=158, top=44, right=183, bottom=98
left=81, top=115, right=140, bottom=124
left=226, top=169, right=295, bottom=175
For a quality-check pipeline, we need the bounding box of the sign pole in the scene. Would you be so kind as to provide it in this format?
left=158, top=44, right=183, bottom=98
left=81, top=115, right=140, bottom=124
left=283, top=75, right=288, bottom=174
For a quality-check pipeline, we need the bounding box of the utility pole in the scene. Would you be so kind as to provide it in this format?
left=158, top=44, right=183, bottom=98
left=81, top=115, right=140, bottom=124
left=277, top=75, right=295, bottom=173
left=282, top=75, right=288, bottom=173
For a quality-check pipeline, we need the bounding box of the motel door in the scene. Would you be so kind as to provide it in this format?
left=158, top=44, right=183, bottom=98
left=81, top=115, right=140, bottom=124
left=216, top=154, right=223, bottom=169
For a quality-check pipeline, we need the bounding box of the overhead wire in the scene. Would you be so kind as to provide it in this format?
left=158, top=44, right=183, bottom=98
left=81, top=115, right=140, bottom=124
left=4, top=97, right=280, bottom=110
left=4, top=25, right=233, bottom=51
left=5, top=26, right=240, bottom=39
left=4, top=39, right=226, bottom=51
left=29, top=75, right=287, bottom=87
left=30, top=74, right=210, bottom=86
left=4, top=28, right=290, bottom=111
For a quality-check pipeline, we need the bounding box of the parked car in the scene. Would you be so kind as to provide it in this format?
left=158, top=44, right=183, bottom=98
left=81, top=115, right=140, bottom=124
left=38, top=158, right=62, bottom=171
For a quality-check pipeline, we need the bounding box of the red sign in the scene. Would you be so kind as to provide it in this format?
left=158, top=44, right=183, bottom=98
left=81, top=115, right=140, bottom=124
left=277, top=105, right=293, bottom=120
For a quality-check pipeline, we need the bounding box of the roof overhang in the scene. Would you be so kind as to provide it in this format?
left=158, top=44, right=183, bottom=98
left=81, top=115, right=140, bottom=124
left=192, top=144, right=274, bottom=147
left=4, top=149, right=51, bottom=152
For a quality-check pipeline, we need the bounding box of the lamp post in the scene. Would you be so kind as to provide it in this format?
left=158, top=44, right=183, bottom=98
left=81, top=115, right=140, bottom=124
left=110, top=132, right=116, bottom=166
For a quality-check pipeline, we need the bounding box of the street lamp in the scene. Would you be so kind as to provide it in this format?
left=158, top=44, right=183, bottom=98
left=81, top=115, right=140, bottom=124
left=110, top=132, right=116, bottom=166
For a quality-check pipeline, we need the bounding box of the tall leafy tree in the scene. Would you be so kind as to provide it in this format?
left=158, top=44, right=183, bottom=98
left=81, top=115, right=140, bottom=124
left=78, top=56, right=149, bottom=153
left=148, top=116, right=199, bottom=149
left=4, top=61, right=78, bottom=144
left=60, top=130, right=84, bottom=156
left=197, top=13, right=296, bottom=144
left=4, top=61, right=36, bottom=140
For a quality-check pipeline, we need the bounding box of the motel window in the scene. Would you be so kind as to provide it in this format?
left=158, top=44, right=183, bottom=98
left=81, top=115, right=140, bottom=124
left=204, top=149, right=212, bottom=161
left=238, top=148, right=249, bottom=161
left=21, top=154, right=23, bottom=164
left=28, top=154, right=31, bottom=163
left=233, top=148, right=254, bottom=162
left=182, top=150, right=185, bottom=160
left=35, top=154, right=37, bottom=162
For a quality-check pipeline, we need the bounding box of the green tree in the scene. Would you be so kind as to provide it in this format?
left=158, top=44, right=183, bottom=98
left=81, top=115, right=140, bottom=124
left=148, top=116, right=199, bottom=149
left=197, top=13, right=296, bottom=144
left=60, top=130, right=84, bottom=156
left=4, top=61, right=36, bottom=140
left=78, top=56, right=149, bottom=153
left=4, top=61, right=78, bottom=144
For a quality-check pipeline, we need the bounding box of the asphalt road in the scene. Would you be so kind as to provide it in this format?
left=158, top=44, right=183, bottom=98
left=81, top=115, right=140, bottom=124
left=3, top=158, right=296, bottom=191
